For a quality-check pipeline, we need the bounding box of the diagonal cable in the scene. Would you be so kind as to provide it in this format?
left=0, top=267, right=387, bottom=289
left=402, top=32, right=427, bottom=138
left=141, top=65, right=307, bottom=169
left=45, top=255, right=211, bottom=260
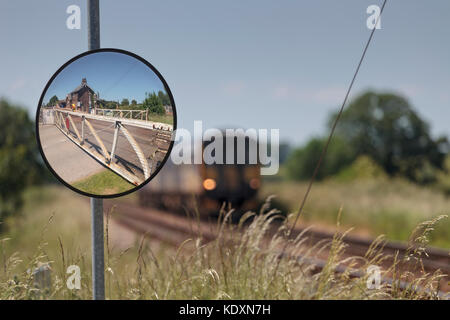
left=267, top=0, right=388, bottom=290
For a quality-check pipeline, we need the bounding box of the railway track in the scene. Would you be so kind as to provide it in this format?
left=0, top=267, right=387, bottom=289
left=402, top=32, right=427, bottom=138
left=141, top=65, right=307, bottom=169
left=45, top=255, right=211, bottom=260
left=289, top=225, right=450, bottom=277
left=104, top=200, right=449, bottom=298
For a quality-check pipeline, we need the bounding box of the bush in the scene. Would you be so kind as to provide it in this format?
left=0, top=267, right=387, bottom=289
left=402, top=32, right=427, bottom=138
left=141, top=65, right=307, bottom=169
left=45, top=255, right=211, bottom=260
left=0, top=99, right=48, bottom=228
left=333, top=155, right=388, bottom=182
left=436, top=156, right=450, bottom=194
left=285, top=136, right=355, bottom=181
left=143, top=92, right=165, bottom=115
left=120, top=98, right=129, bottom=106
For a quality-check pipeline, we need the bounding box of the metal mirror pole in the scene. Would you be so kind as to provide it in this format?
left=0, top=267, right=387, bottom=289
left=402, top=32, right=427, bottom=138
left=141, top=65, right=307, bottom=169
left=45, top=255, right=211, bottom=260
left=87, top=0, right=105, bottom=300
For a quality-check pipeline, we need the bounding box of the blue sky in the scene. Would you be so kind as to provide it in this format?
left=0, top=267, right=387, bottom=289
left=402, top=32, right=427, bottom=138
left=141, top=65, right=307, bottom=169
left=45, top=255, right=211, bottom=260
left=43, top=51, right=166, bottom=104
left=1, top=0, right=449, bottom=145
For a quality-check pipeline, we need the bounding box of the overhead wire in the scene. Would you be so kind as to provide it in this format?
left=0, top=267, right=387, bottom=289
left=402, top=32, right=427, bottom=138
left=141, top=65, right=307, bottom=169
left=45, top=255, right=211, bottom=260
left=266, top=0, right=388, bottom=292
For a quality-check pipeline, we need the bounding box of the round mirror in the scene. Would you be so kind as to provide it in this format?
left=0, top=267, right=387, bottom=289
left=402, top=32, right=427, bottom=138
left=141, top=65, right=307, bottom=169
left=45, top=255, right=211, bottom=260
left=36, top=49, right=176, bottom=198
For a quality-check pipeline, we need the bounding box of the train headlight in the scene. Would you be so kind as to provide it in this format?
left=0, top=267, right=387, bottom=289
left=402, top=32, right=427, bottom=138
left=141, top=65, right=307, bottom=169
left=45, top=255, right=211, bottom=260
left=203, top=178, right=216, bottom=190
left=249, top=178, right=260, bottom=189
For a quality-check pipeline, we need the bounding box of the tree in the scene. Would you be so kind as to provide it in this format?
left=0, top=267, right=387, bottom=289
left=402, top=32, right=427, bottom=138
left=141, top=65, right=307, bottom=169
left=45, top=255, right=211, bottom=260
left=131, top=99, right=137, bottom=106
left=285, top=136, right=355, bottom=181
left=143, top=92, right=165, bottom=115
left=47, top=95, right=59, bottom=107
left=157, top=90, right=171, bottom=106
left=0, top=99, right=48, bottom=230
left=121, top=98, right=129, bottom=106
left=278, top=142, right=292, bottom=165
left=329, top=91, right=448, bottom=183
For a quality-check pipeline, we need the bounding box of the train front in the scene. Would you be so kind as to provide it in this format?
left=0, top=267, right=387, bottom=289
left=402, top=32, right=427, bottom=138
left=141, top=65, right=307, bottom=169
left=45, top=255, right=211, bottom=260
left=200, top=132, right=261, bottom=217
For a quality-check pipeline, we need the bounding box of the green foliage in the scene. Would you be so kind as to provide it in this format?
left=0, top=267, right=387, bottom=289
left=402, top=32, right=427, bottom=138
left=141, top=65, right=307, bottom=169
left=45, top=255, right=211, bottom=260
left=333, top=155, right=388, bottom=182
left=157, top=90, right=171, bottom=106
left=436, top=155, right=450, bottom=195
left=0, top=99, right=47, bottom=228
left=330, top=91, right=448, bottom=184
left=285, top=136, right=355, bottom=181
left=143, top=92, right=165, bottom=115
left=120, top=98, right=129, bottom=106
left=98, top=92, right=169, bottom=113
left=286, top=91, right=449, bottom=184
left=90, top=94, right=95, bottom=109
left=278, top=142, right=292, bottom=165
left=97, top=100, right=117, bottom=109
left=47, top=95, right=58, bottom=107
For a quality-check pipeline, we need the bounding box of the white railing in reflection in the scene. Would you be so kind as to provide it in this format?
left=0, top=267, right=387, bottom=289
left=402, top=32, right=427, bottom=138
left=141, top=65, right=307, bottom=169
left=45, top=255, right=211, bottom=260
left=53, top=108, right=172, bottom=185
left=94, top=108, right=148, bottom=121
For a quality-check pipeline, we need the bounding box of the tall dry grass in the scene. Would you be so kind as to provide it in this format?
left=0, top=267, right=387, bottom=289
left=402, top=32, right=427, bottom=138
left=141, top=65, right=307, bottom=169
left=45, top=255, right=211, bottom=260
left=262, top=179, right=450, bottom=247
left=0, top=188, right=447, bottom=300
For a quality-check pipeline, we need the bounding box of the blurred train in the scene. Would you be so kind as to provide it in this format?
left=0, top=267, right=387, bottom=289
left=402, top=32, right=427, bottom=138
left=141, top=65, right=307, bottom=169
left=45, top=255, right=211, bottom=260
left=139, top=134, right=261, bottom=219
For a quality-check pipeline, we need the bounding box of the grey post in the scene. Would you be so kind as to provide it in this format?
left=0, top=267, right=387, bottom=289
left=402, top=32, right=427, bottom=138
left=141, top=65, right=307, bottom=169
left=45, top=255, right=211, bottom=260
left=81, top=115, right=85, bottom=144
left=110, top=121, right=120, bottom=162
left=88, top=0, right=100, bottom=50
left=88, top=0, right=105, bottom=300
left=90, top=197, right=104, bottom=300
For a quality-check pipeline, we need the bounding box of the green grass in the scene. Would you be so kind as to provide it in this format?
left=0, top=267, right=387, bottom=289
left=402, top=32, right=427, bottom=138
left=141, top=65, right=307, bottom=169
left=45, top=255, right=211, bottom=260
left=261, top=178, right=450, bottom=248
left=72, top=170, right=134, bottom=196
left=0, top=186, right=447, bottom=300
left=148, top=113, right=173, bottom=125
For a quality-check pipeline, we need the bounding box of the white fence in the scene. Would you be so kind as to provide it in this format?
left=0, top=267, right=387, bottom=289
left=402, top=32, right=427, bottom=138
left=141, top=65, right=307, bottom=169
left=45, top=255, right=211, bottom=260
left=94, top=108, right=148, bottom=121
left=51, top=108, right=172, bottom=185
